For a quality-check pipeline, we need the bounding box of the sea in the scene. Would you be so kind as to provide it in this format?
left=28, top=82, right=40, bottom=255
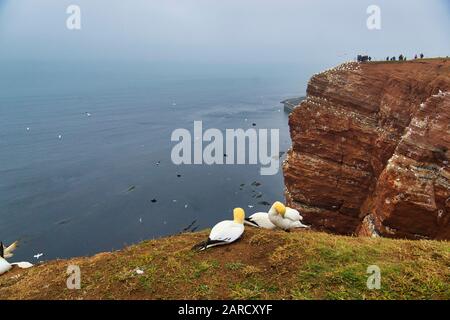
left=0, top=61, right=311, bottom=261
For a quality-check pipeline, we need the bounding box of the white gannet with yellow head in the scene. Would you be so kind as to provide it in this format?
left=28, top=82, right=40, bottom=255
left=244, top=212, right=276, bottom=229
left=268, top=201, right=310, bottom=230
left=0, top=241, right=34, bottom=275
left=193, top=208, right=245, bottom=251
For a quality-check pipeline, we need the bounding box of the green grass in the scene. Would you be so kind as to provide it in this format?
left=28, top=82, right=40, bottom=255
left=225, top=262, right=245, bottom=271
left=0, top=228, right=448, bottom=300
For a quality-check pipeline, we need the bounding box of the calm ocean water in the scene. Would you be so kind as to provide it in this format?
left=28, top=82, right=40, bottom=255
left=0, top=61, right=310, bottom=261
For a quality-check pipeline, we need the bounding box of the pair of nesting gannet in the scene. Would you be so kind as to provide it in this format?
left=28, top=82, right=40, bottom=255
left=193, top=202, right=309, bottom=251
left=0, top=241, right=33, bottom=275
left=245, top=201, right=309, bottom=231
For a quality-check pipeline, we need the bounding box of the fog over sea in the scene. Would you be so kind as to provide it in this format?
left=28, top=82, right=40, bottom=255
left=0, top=0, right=449, bottom=261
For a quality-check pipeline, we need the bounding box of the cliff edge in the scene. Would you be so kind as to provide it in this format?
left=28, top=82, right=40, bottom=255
left=283, top=58, right=450, bottom=240
left=0, top=228, right=448, bottom=299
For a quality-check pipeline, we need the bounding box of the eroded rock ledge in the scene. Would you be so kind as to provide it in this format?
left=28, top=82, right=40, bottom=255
left=283, top=59, right=450, bottom=240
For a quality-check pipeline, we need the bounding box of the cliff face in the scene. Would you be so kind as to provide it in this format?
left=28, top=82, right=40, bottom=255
left=283, top=59, right=450, bottom=240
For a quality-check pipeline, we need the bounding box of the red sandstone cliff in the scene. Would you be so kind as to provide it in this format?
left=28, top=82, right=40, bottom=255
left=283, top=58, right=450, bottom=240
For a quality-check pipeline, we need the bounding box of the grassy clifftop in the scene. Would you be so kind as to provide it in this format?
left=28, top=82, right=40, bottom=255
left=0, top=228, right=448, bottom=300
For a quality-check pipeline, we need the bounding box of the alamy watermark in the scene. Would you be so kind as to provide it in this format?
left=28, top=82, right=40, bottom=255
left=66, top=5, right=81, bottom=30
left=366, top=265, right=381, bottom=289
left=366, top=5, right=381, bottom=30
left=66, top=264, right=81, bottom=289
left=171, top=121, right=280, bottom=176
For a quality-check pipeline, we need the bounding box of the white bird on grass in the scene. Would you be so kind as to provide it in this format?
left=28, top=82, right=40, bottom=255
left=268, top=201, right=310, bottom=231
left=0, top=241, right=34, bottom=276
left=244, top=212, right=276, bottom=229
left=192, top=208, right=245, bottom=251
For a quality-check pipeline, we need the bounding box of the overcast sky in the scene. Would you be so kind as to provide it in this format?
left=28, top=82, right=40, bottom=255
left=0, top=0, right=449, bottom=66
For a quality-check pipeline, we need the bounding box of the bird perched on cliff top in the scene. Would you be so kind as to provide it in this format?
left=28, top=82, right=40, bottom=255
left=192, top=208, right=245, bottom=251
left=1, top=241, right=18, bottom=259
left=0, top=241, right=34, bottom=276
left=244, top=212, right=276, bottom=229
left=244, top=201, right=306, bottom=229
left=268, top=202, right=310, bottom=231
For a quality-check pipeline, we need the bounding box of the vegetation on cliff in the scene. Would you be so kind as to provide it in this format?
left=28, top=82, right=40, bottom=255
left=0, top=228, right=448, bottom=300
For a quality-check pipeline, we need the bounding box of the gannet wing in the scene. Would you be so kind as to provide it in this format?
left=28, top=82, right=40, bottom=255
left=209, top=221, right=244, bottom=243
left=246, top=212, right=276, bottom=229
left=244, top=216, right=260, bottom=228
left=3, top=241, right=19, bottom=259
left=11, top=262, right=34, bottom=269
left=285, top=208, right=302, bottom=222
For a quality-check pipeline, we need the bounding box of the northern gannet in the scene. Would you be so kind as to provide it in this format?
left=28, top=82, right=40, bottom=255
left=268, top=202, right=310, bottom=230
left=1, top=241, right=18, bottom=259
left=244, top=212, right=276, bottom=229
left=0, top=241, right=34, bottom=275
left=193, top=208, right=245, bottom=251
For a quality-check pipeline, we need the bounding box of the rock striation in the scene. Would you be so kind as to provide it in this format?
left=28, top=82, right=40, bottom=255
left=283, top=59, right=450, bottom=239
